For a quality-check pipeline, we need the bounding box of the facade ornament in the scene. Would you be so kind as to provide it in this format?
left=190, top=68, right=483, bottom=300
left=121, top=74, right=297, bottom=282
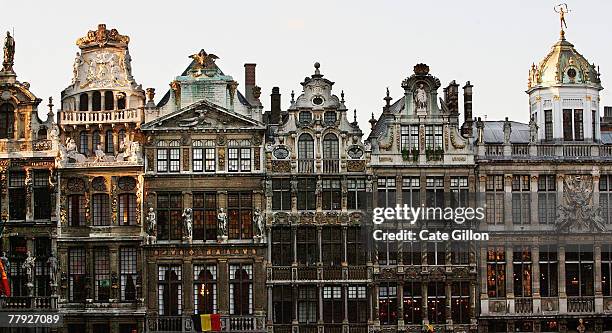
left=253, top=208, right=265, bottom=242
left=290, top=177, right=298, bottom=194
left=76, top=24, right=130, bottom=48
left=189, top=50, right=218, bottom=70
left=94, top=144, right=112, bottom=162
left=3, top=31, right=15, bottom=72
left=47, top=250, right=59, bottom=286
left=146, top=207, right=157, bottom=244
left=217, top=208, right=228, bottom=241
left=71, top=52, right=81, bottom=84
left=22, top=251, right=36, bottom=285
left=476, top=117, right=484, bottom=144
left=503, top=117, right=512, bottom=144
left=529, top=116, right=539, bottom=143
left=556, top=175, right=606, bottom=232
left=264, top=178, right=272, bottom=197
left=145, top=88, right=155, bottom=103
left=414, top=83, right=427, bottom=112
left=182, top=208, right=193, bottom=241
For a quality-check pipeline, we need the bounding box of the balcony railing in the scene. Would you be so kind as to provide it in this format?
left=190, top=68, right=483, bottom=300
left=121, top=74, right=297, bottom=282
left=515, top=297, right=533, bottom=313
left=567, top=297, right=594, bottom=313
left=485, top=144, right=504, bottom=157
left=268, top=266, right=370, bottom=282
left=322, top=159, right=339, bottom=173
left=148, top=315, right=266, bottom=332
left=479, top=142, right=612, bottom=160
left=298, top=159, right=314, bottom=173
left=2, top=296, right=57, bottom=310
left=59, top=107, right=143, bottom=126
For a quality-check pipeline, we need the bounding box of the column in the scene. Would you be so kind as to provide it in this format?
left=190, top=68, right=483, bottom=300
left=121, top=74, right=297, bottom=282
left=594, top=244, right=603, bottom=312
left=147, top=259, right=157, bottom=311
left=109, top=247, right=119, bottom=301
left=183, top=258, right=193, bottom=315
left=253, top=258, right=266, bottom=314
left=445, top=281, right=452, bottom=324
left=217, top=259, right=229, bottom=314
left=88, top=92, right=93, bottom=112
left=504, top=174, right=513, bottom=228
left=532, top=246, right=541, bottom=313
left=397, top=282, right=404, bottom=327
left=421, top=281, right=428, bottom=324
left=506, top=246, right=515, bottom=313
left=558, top=246, right=567, bottom=313
left=530, top=175, right=539, bottom=225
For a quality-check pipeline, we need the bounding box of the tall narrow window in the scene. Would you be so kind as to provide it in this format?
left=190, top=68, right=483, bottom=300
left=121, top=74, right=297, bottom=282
left=297, top=286, right=317, bottom=324
left=347, top=178, right=366, bottom=210
left=9, top=237, right=27, bottom=297
left=272, top=227, right=293, bottom=266
left=157, top=141, right=180, bottom=173
left=297, top=134, right=314, bottom=173
left=426, top=176, right=444, bottom=210
left=120, top=248, right=137, bottom=301
left=347, top=227, right=365, bottom=265
left=117, top=94, right=126, bottom=110
left=92, top=194, right=110, bottom=226
left=512, top=175, right=531, bottom=225
left=297, top=178, right=316, bottom=210
left=451, top=242, right=469, bottom=265
left=487, top=247, right=506, bottom=298
left=485, top=175, right=504, bottom=225
left=427, top=242, right=445, bottom=265
left=427, top=282, right=446, bottom=324
left=228, top=140, right=251, bottom=172
left=9, top=171, right=26, bottom=220
left=104, top=91, right=114, bottom=110
left=402, top=241, right=421, bottom=266
left=323, top=286, right=343, bottom=323
left=538, top=175, right=557, bottom=224
left=322, top=133, right=339, bottom=173
left=322, top=227, right=342, bottom=266
left=0, top=104, right=14, bottom=139
left=192, top=192, right=217, bottom=241
left=402, top=177, right=420, bottom=208
left=452, top=282, right=470, bottom=324
left=94, top=248, right=111, bottom=302
left=602, top=244, right=612, bottom=297
left=79, top=94, right=89, bottom=111
left=194, top=265, right=217, bottom=314
left=69, top=248, right=86, bottom=302
left=33, top=170, right=51, bottom=220
left=513, top=247, right=532, bottom=297
left=118, top=193, right=137, bottom=225
left=229, top=264, right=252, bottom=315
left=574, top=109, right=584, bottom=141
left=379, top=283, right=397, bottom=325
left=296, top=227, right=318, bottom=265
left=272, top=178, right=291, bottom=211
left=158, top=265, right=182, bottom=316
left=34, top=238, right=51, bottom=297
left=540, top=245, right=558, bottom=297
left=450, top=176, right=469, bottom=208
left=565, top=244, right=594, bottom=296
left=192, top=140, right=215, bottom=172
left=377, top=177, right=396, bottom=207
left=544, top=110, right=553, bottom=141
left=592, top=110, right=597, bottom=140
left=322, top=179, right=341, bottom=210
left=92, top=91, right=102, bottom=111
left=600, top=175, right=612, bottom=225
left=157, top=193, right=183, bottom=241
left=273, top=286, right=293, bottom=324
left=228, top=192, right=252, bottom=239
left=92, top=130, right=101, bottom=151
left=79, top=131, right=89, bottom=155
left=68, top=194, right=86, bottom=226
left=403, top=282, right=422, bottom=324
left=105, top=130, right=114, bottom=154
left=563, top=109, right=573, bottom=141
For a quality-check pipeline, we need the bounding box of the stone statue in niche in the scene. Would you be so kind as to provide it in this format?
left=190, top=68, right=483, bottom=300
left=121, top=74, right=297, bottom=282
left=47, top=250, right=59, bottom=286
left=182, top=208, right=193, bottom=241
left=529, top=116, right=538, bottom=143
left=22, top=251, right=36, bottom=286
left=414, top=83, right=427, bottom=112
left=217, top=208, right=228, bottom=241
left=253, top=208, right=265, bottom=242
left=146, top=207, right=157, bottom=244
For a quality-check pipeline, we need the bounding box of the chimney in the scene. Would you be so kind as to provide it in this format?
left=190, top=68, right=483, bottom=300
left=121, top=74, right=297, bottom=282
left=462, top=81, right=474, bottom=136
left=244, top=63, right=260, bottom=105
left=445, top=81, right=460, bottom=126
left=270, top=87, right=281, bottom=124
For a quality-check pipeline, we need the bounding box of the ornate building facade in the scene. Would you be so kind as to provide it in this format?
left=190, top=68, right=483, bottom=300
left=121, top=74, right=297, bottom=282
left=55, top=24, right=146, bottom=333
left=140, top=51, right=267, bottom=332
left=367, top=65, right=478, bottom=333
left=264, top=63, right=370, bottom=333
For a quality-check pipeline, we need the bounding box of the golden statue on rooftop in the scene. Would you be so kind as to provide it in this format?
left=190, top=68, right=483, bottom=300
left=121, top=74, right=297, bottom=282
left=189, top=50, right=218, bottom=70
left=554, top=3, right=570, bottom=33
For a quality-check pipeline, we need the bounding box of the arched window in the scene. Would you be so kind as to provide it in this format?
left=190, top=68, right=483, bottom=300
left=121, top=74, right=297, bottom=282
left=117, top=93, right=126, bottom=110
left=79, top=94, right=89, bottom=111
left=104, top=91, right=114, bottom=111
left=79, top=131, right=89, bottom=155
left=105, top=130, right=114, bottom=154
left=92, top=91, right=102, bottom=111
left=298, top=133, right=314, bottom=172
left=229, top=264, right=252, bottom=315
left=0, top=104, right=14, bottom=139
left=37, top=128, right=47, bottom=140
left=92, top=131, right=101, bottom=151
left=322, top=133, right=339, bottom=173
left=194, top=265, right=217, bottom=314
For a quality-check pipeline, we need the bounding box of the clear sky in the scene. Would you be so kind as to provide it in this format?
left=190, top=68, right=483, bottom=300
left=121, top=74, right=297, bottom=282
left=3, top=0, right=611, bottom=134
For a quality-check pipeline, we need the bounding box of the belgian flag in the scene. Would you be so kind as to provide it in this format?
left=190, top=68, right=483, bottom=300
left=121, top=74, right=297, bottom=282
left=0, top=261, right=10, bottom=297
left=192, top=314, right=221, bottom=332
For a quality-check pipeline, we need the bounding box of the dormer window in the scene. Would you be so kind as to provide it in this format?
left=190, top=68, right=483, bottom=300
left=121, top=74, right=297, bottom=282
left=324, top=111, right=337, bottom=124
left=299, top=111, right=312, bottom=123
left=0, top=103, right=14, bottom=139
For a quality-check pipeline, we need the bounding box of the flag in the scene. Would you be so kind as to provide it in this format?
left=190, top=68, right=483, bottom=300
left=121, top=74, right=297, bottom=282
left=192, top=314, right=221, bottom=332
left=0, top=261, right=10, bottom=297
left=424, top=324, right=434, bottom=332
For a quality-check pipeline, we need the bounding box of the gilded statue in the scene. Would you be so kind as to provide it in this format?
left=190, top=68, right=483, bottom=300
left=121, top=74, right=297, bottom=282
left=3, top=32, right=15, bottom=72
left=554, top=4, right=570, bottom=31
left=189, top=50, right=219, bottom=70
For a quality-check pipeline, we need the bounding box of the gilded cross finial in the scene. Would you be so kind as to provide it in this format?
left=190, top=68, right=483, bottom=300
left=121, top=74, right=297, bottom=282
left=554, top=4, right=570, bottom=38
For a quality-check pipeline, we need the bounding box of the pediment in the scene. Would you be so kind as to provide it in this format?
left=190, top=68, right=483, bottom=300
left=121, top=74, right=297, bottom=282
left=142, top=99, right=263, bottom=130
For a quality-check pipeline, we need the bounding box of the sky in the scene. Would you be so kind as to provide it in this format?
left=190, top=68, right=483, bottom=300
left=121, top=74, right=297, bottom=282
left=2, top=0, right=611, bottom=135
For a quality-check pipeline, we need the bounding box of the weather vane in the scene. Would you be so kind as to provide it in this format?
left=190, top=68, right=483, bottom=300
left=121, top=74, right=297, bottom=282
left=554, top=3, right=570, bottom=33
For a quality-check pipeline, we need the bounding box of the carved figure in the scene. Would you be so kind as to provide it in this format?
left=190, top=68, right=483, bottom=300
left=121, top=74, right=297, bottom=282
left=47, top=251, right=59, bottom=285
left=22, top=251, right=36, bottom=284
left=414, top=83, right=427, bottom=112
left=253, top=209, right=265, bottom=239
left=182, top=208, right=193, bottom=239
left=146, top=207, right=156, bottom=236
left=217, top=208, right=228, bottom=237
left=3, top=32, right=15, bottom=71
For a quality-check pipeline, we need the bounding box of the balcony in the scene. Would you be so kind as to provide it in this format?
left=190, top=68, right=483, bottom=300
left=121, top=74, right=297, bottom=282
left=479, top=142, right=612, bottom=161
left=515, top=297, right=533, bottom=313
left=322, top=159, right=339, bottom=173
left=567, top=297, right=594, bottom=313
left=298, top=159, right=315, bottom=173
left=148, top=315, right=266, bottom=332
left=59, top=107, right=143, bottom=126
left=1, top=296, right=57, bottom=310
